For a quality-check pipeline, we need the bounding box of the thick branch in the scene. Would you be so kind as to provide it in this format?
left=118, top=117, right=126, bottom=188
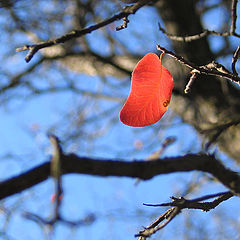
left=0, top=153, right=240, bottom=200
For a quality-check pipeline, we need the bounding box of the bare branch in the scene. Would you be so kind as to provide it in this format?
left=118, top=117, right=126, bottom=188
left=232, top=46, right=240, bottom=75
left=22, top=136, right=95, bottom=228
left=49, top=135, right=63, bottom=221
left=1, top=152, right=240, bottom=200
left=16, top=0, right=154, bottom=62
left=230, top=0, right=238, bottom=34
left=158, top=25, right=238, bottom=41
left=136, top=207, right=180, bottom=239
left=184, top=72, right=198, bottom=94
left=23, top=211, right=95, bottom=227
left=136, top=191, right=233, bottom=239
left=143, top=191, right=233, bottom=211
left=158, top=0, right=240, bottom=42
left=157, top=45, right=240, bottom=85
left=158, top=22, right=209, bottom=42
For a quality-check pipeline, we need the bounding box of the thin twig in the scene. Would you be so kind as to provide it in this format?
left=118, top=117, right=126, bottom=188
left=16, top=0, right=154, bottom=62
left=143, top=191, right=232, bottom=210
left=158, top=26, right=239, bottom=41
left=49, top=134, right=63, bottom=222
left=135, top=207, right=180, bottom=239
left=136, top=191, right=233, bottom=239
left=23, top=136, right=95, bottom=228
left=157, top=45, right=240, bottom=84
left=135, top=136, right=176, bottom=185
left=116, top=16, right=130, bottom=31
left=232, top=46, right=240, bottom=75
left=184, top=71, right=198, bottom=93
left=158, top=22, right=209, bottom=42
left=230, top=0, right=238, bottom=34
left=23, top=211, right=95, bottom=227
left=158, top=0, right=240, bottom=41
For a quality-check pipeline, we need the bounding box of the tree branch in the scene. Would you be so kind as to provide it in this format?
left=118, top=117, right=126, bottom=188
left=16, top=0, right=154, bottom=62
left=232, top=46, right=240, bottom=75
left=136, top=191, right=233, bottom=239
left=143, top=191, right=233, bottom=211
left=136, top=207, right=181, bottom=239
left=158, top=0, right=240, bottom=41
left=200, top=118, right=240, bottom=150
left=230, top=0, right=238, bottom=34
left=1, top=153, right=240, bottom=200
left=157, top=45, right=240, bottom=85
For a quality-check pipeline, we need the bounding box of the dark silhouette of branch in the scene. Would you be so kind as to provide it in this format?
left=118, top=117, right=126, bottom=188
left=232, top=46, right=240, bottom=75
left=157, top=45, right=240, bottom=84
left=16, top=0, right=155, bottom=62
left=22, top=135, right=96, bottom=229
left=136, top=191, right=233, bottom=239
left=1, top=152, right=240, bottom=201
left=143, top=191, right=233, bottom=210
left=230, top=0, right=238, bottom=34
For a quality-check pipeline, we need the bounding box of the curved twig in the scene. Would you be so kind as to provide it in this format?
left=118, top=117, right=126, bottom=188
left=16, top=0, right=154, bottom=62
left=136, top=191, right=233, bottom=239
left=157, top=45, right=240, bottom=85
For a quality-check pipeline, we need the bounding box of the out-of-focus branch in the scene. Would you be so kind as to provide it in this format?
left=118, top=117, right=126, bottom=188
left=200, top=118, right=240, bottom=150
left=49, top=135, right=63, bottom=221
left=0, top=58, right=44, bottom=93
left=0, top=0, right=14, bottom=8
left=23, top=211, right=95, bottom=228
left=158, top=25, right=240, bottom=41
left=158, top=0, right=240, bottom=41
left=158, top=23, right=209, bottom=41
left=16, top=0, right=155, bottom=62
left=26, top=85, right=123, bottom=102
left=1, top=152, right=240, bottom=200
left=230, top=0, right=238, bottom=34
left=22, top=135, right=96, bottom=228
left=0, top=50, right=131, bottom=102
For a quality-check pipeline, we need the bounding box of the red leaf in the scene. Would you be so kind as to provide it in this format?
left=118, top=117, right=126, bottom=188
left=120, top=53, right=174, bottom=127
